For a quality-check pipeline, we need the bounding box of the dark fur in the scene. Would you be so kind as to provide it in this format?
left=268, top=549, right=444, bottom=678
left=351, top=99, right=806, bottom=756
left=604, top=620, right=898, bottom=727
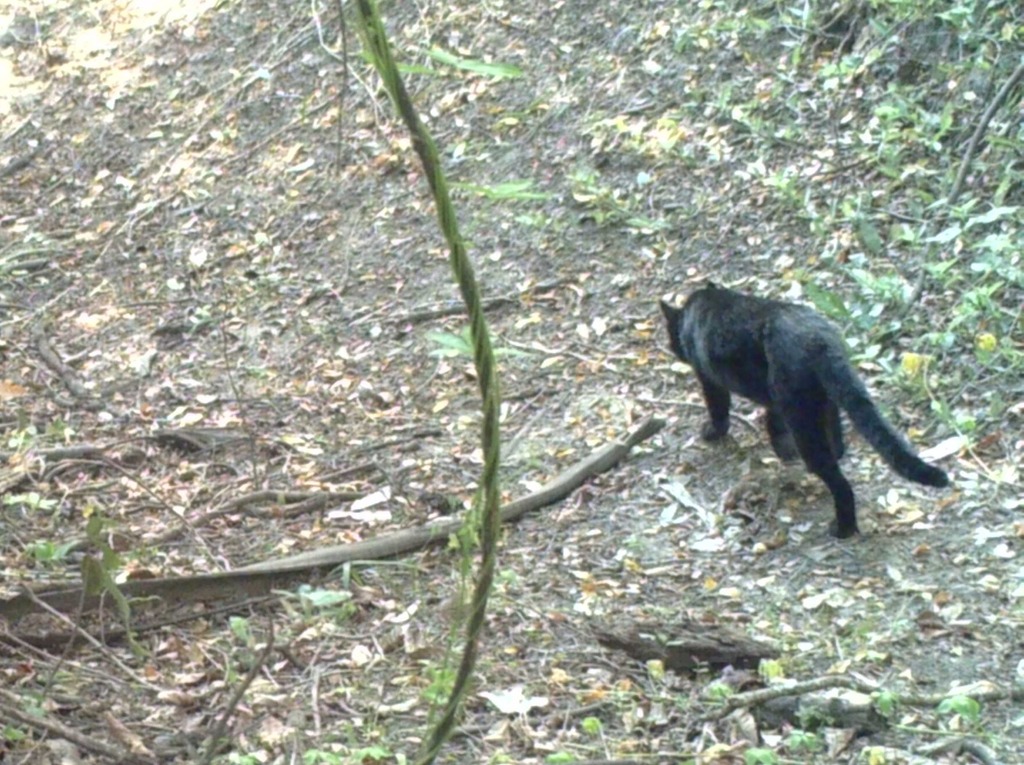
left=660, top=283, right=949, bottom=538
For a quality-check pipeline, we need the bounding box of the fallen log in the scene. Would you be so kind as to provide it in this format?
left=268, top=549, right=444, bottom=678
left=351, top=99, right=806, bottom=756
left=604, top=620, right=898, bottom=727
left=594, top=619, right=778, bottom=672
left=0, top=417, right=665, bottom=623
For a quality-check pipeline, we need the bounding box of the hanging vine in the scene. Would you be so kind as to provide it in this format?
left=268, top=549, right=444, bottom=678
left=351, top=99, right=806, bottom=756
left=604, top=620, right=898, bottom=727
left=352, top=1, right=502, bottom=762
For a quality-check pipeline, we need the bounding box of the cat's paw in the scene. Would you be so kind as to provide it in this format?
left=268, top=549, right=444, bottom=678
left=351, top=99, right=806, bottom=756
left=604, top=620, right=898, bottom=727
left=700, top=420, right=729, bottom=441
left=828, top=519, right=860, bottom=539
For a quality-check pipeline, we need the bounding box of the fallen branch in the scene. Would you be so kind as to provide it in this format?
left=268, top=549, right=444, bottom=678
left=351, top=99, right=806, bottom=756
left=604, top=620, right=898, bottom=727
left=0, top=443, right=128, bottom=494
left=199, top=620, right=275, bottom=765
left=389, top=295, right=516, bottom=326
left=0, top=256, right=51, bottom=274
left=147, top=489, right=368, bottom=546
left=1, top=441, right=370, bottom=546
left=920, top=737, right=1003, bottom=765
left=0, top=416, right=665, bottom=623
left=696, top=673, right=1024, bottom=724
left=949, top=60, right=1024, bottom=205
left=361, top=277, right=570, bottom=327
left=697, top=675, right=869, bottom=724
left=32, top=323, right=106, bottom=412
left=0, top=688, right=142, bottom=762
left=242, top=415, right=665, bottom=572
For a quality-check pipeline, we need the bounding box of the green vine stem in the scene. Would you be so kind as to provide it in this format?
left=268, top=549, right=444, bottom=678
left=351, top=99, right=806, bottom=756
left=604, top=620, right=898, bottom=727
left=353, top=2, right=502, bottom=763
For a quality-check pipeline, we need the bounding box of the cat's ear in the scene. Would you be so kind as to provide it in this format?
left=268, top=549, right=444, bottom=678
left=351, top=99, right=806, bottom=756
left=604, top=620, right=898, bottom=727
left=704, top=279, right=721, bottom=290
left=659, top=299, right=679, bottom=320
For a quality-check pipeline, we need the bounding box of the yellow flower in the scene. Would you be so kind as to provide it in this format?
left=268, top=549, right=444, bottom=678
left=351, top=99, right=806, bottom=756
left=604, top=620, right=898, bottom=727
left=901, top=352, right=925, bottom=377
left=976, top=333, right=997, bottom=352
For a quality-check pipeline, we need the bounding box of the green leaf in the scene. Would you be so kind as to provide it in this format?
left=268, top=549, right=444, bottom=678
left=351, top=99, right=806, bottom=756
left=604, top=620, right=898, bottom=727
left=427, top=47, right=523, bottom=79
left=3, top=725, right=28, bottom=742
left=875, top=690, right=899, bottom=718
left=427, top=329, right=474, bottom=358
left=85, top=514, right=104, bottom=539
left=580, top=716, right=603, bottom=736
left=429, top=328, right=530, bottom=359
left=82, top=554, right=144, bottom=655
left=787, top=730, right=823, bottom=752
left=706, top=681, right=734, bottom=700
left=3, top=492, right=57, bottom=511
left=937, top=694, right=981, bottom=722
left=295, top=586, right=353, bottom=609
left=625, top=215, right=669, bottom=231
left=804, top=282, right=850, bottom=319
left=453, top=180, right=552, bottom=201
left=967, top=206, right=1018, bottom=228
left=974, top=232, right=1013, bottom=253
left=857, top=219, right=884, bottom=255
left=744, top=747, right=779, bottom=765
left=357, top=50, right=438, bottom=77
left=397, top=62, right=438, bottom=77
left=350, top=745, right=392, bottom=762
left=926, top=224, right=962, bottom=244
left=27, top=540, right=75, bottom=563
left=229, top=616, right=252, bottom=644
left=758, top=659, right=784, bottom=680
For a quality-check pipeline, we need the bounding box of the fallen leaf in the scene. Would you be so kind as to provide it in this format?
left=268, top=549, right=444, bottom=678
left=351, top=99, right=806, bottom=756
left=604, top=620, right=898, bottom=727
left=918, top=436, right=964, bottom=461
left=0, top=381, right=28, bottom=400
left=479, top=685, right=548, bottom=715
left=350, top=487, right=392, bottom=512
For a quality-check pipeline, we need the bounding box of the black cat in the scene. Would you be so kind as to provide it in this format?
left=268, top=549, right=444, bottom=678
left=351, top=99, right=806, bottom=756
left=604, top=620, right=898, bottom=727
left=660, top=282, right=949, bottom=538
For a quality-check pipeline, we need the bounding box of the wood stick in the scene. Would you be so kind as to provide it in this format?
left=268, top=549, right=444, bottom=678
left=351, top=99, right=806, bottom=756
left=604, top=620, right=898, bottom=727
left=0, top=417, right=665, bottom=623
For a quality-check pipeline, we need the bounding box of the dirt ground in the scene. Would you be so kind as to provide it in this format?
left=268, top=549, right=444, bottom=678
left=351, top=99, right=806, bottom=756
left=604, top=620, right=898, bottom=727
left=2, top=1, right=1022, bottom=763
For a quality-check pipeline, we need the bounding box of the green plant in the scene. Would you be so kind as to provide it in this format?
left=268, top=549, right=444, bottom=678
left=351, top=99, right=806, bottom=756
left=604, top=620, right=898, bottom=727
left=3, top=724, right=28, bottom=743
left=25, top=540, right=76, bottom=565
left=3, top=492, right=58, bottom=513
left=803, top=282, right=853, bottom=323
left=228, top=616, right=254, bottom=647
left=427, top=328, right=528, bottom=359
left=45, top=418, right=74, bottom=441
left=5, top=425, right=38, bottom=450
left=758, top=659, right=784, bottom=681
left=78, top=515, right=144, bottom=655
left=347, top=745, right=395, bottom=764
left=764, top=166, right=806, bottom=210
left=875, top=690, right=899, bottom=718
left=586, top=114, right=692, bottom=159
left=580, top=716, right=603, bottom=736
left=303, top=751, right=343, bottom=765
left=281, top=585, right=356, bottom=621
left=424, top=48, right=523, bottom=80
left=220, top=754, right=263, bottom=765
left=705, top=681, right=734, bottom=700
left=453, top=180, right=551, bottom=202
left=545, top=753, right=576, bottom=764
left=568, top=168, right=668, bottom=234
left=646, top=659, right=665, bottom=682
left=786, top=729, right=823, bottom=754
left=421, top=665, right=457, bottom=705
left=744, top=747, right=778, bottom=765
left=937, top=694, right=982, bottom=726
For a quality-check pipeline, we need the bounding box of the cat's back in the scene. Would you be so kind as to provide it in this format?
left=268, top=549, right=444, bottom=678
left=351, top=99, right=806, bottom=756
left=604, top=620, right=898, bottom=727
left=689, top=285, right=842, bottom=357
left=686, top=285, right=795, bottom=334
left=763, top=300, right=843, bottom=360
left=682, top=285, right=775, bottom=364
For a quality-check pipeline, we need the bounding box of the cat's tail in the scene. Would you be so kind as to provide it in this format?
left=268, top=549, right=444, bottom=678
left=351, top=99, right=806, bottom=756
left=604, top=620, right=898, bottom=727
left=814, top=352, right=949, bottom=488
